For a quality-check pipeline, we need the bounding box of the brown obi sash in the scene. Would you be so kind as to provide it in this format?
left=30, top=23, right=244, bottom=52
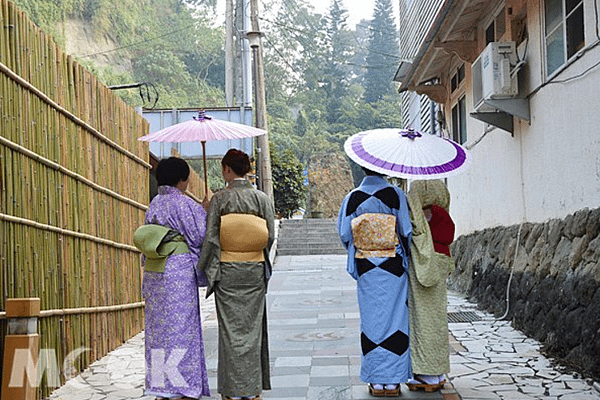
left=220, top=213, right=269, bottom=262
left=351, top=213, right=398, bottom=259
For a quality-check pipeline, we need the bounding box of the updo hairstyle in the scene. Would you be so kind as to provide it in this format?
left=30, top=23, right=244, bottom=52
left=155, top=157, right=190, bottom=186
left=221, top=149, right=251, bottom=177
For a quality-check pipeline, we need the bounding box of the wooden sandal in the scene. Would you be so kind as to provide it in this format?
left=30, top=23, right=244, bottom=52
left=384, top=384, right=400, bottom=397
left=368, top=383, right=386, bottom=397
left=406, top=377, right=444, bottom=392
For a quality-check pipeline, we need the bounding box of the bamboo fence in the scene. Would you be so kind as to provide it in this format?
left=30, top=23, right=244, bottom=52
left=0, top=0, right=153, bottom=397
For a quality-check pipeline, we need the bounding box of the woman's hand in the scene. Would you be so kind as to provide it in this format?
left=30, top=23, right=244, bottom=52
left=202, top=196, right=211, bottom=211
left=423, top=206, right=433, bottom=222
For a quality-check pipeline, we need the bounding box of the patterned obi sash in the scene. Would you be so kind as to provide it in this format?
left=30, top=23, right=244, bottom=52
left=220, top=213, right=269, bottom=262
left=351, top=213, right=398, bottom=259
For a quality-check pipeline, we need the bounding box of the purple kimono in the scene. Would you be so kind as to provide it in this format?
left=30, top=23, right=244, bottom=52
left=142, top=185, right=210, bottom=398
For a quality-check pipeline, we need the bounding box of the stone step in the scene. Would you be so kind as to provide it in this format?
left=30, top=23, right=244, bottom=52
left=278, top=230, right=339, bottom=235
left=277, top=248, right=347, bottom=256
left=277, top=237, right=342, bottom=244
left=276, top=218, right=345, bottom=256
left=278, top=233, right=340, bottom=239
left=278, top=242, right=344, bottom=250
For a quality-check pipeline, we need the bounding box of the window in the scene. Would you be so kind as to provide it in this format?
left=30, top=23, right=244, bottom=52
left=451, top=65, right=465, bottom=93
left=452, top=96, right=467, bottom=144
left=545, top=0, right=585, bottom=76
left=485, top=8, right=506, bottom=45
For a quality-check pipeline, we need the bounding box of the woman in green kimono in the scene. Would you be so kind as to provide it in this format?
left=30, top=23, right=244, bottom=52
left=198, top=149, right=275, bottom=400
left=406, top=180, right=455, bottom=392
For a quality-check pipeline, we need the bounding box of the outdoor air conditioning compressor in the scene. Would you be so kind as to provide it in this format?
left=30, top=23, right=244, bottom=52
left=472, top=41, right=518, bottom=113
left=469, top=41, right=530, bottom=134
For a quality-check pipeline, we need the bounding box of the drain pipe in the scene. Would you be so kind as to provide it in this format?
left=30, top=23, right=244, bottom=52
left=499, top=117, right=527, bottom=321
left=498, top=222, right=523, bottom=320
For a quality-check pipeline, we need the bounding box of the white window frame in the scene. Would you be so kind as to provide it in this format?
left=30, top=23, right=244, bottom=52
left=543, top=0, right=585, bottom=78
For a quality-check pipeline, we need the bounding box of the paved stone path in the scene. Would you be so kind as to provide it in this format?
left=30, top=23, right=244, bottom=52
left=49, top=255, right=600, bottom=400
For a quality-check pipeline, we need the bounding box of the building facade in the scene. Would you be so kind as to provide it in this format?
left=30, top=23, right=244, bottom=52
left=397, top=0, right=600, bottom=236
left=396, top=0, right=600, bottom=379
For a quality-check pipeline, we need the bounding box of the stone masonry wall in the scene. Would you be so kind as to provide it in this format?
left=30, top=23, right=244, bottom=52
left=449, top=207, right=600, bottom=380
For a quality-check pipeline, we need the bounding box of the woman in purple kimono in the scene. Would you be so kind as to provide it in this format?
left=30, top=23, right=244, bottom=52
left=140, top=157, right=210, bottom=399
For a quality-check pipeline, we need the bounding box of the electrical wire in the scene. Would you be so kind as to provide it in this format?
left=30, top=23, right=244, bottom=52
left=498, top=222, right=523, bottom=320
left=76, top=23, right=197, bottom=58
left=262, top=36, right=304, bottom=81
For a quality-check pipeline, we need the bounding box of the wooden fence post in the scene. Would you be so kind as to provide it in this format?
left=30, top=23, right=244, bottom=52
left=1, top=298, right=41, bottom=400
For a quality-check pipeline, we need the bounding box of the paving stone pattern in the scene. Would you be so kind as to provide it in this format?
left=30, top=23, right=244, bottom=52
left=49, top=255, right=600, bottom=400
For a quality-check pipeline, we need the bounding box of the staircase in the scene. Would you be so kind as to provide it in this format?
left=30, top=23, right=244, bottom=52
left=276, top=218, right=346, bottom=256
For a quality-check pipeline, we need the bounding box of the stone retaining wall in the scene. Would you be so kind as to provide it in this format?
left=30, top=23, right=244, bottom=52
left=449, top=207, right=600, bottom=380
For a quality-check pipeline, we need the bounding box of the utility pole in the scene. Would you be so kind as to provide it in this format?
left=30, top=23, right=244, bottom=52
left=224, top=0, right=234, bottom=106
left=248, top=0, right=274, bottom=202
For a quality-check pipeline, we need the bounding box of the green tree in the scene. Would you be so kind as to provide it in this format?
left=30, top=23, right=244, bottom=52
left=322, top=0, right=353, bottom=125
left=271, top=146, right=306, bottom=219
left=362, top=0, right=400, bottom=103
left=12, top=0, right=226, bottom=109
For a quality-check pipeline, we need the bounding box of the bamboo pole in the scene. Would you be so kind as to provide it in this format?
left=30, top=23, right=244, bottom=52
left=0, top=135, right=147, bottom=210
left=0, top=60, right=150, bottom=168
left=0, top=213, right=139, bottom=251
left=1, top=1, right=149, bottom=395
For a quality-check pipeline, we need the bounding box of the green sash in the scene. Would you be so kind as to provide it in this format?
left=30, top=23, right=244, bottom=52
left=133, top=224, right=190, bottom=273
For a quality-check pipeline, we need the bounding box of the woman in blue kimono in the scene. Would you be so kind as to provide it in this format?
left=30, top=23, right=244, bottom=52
left=337, top=167, right=412, bottom=397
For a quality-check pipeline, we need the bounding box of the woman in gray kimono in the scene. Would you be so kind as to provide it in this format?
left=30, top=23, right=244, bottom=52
left=198, top=149, right=275, bottom=400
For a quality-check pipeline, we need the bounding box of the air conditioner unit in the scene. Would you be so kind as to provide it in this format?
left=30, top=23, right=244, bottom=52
left=472, top=42, right=518, bottom=112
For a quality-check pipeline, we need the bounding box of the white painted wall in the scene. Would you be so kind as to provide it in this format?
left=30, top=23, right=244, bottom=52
left=447, top=0, right=600, bottom=236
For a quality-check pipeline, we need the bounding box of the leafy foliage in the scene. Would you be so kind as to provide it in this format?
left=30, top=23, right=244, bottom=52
left=271, top=146, right=306, bottom=218
left=260, top=0, right=405, bottom=215
left=187, top=158, right=225, bottom=193
left=12, top=0, right=226, bottom=109
left=362, top=0, right=400, bottom=102
left=13, top=0, right=408, bottom=214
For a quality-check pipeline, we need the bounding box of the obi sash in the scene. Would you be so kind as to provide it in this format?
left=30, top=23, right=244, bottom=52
left=351, top=213, right=398, bottom=259
left=133, top=224, right=190, bottom=273
left=220, top=213, right=269, bottom=262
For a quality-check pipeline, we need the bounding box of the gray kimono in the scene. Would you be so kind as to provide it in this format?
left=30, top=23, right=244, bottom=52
left=198, top=179, right=275, bottom=398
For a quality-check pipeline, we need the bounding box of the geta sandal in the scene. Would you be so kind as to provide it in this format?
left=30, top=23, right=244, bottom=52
left=406, top=377, right=444, bottom=392
left=384, top=384, right=400, bottom=397
left=368, top=383, right=386, bottom=397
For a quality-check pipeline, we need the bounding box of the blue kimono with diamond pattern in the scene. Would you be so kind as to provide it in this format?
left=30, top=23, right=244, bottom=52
left=337, top=175, right=412, bottom=384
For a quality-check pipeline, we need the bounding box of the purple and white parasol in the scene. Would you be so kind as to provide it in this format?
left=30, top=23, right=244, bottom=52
left=344, top=128, right=471, bottom=180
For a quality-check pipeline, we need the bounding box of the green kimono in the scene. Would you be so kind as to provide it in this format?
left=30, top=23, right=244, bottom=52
left=407, top=180, right=455, bottom=376
left=198, top=179, right=275, bottom=398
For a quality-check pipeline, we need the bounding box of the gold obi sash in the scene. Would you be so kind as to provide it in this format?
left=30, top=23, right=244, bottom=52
left=351, top=213, right=398, bottom=259
left=220, top=213, right=269, bottom=262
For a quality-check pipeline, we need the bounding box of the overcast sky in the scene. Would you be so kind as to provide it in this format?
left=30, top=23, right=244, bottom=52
left=211, top=0, right=399, bottom=29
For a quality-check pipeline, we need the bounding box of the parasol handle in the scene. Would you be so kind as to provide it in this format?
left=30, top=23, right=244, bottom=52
left=202, top=141, right=208, bottom=198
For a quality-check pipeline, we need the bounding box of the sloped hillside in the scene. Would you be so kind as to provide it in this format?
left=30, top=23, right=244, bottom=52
left=11, top=0, right=226, bottom=109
